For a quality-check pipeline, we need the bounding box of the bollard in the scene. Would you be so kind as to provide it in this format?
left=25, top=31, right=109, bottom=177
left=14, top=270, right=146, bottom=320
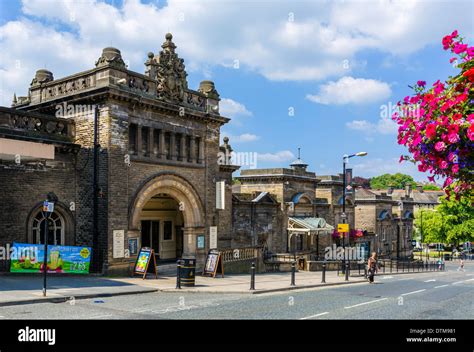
left=322, top=262, right=326, bottom=283
left=176, top=260, right=181, bottom=289
left=390, top=260, right=392, bottom=274
left=345, top=263, right=349, bottom=281
left=364, top=265, right=368, bottom=279
left=291, top=261, right=296, bottom=286
left=396, top=261, right=399, bottom=273
left=383, top=263, right=385, bottom=274
left=358, top=263, right=361, bottom=276
left=250, top=262, right=256, bottom=290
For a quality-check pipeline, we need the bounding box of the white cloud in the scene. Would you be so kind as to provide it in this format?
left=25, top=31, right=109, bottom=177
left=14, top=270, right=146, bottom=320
left=222, top=133, right=259, bottom=143
left=352, top=157, right=423, bottom=180
left=306, top=76, right=392, bottom=105
left=1, top=0, right=472, bottom=106
left=257, top=150, right=295, bottom=163
left=346, top=117, right=398, bottom=135
left=219, top=98, right=252, bottom=118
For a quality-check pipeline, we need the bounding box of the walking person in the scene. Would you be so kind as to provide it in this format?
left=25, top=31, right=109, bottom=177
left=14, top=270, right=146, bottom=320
left=367, top=252, right=378, bottom=284
left=457, top=258, right=465, bottom=272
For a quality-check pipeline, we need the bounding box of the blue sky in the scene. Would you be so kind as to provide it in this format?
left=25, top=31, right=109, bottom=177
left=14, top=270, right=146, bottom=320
left=1, top=0, right=473, bottom=181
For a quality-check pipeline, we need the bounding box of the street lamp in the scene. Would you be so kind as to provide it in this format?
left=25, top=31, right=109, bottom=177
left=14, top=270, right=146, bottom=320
left=342, top=152, right=367, bottom=275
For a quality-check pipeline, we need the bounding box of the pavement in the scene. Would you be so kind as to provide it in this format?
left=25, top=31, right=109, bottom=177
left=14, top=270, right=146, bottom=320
left=0, top=262, right=471, bottom=319
left=0, top=260, right=467, bottom=307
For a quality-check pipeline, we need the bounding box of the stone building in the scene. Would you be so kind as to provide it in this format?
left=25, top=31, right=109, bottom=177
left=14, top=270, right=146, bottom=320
left=354, top=186, right=415, bottom=259
left=1, top=33, right=238, bottom=274
left=233, top=155, right=352, bottom=258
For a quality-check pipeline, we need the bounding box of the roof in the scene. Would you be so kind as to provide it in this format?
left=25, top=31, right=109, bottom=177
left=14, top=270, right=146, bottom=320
left=288, top=217, right=334, bottom=232
left=387, top=190, right=443, bottom=204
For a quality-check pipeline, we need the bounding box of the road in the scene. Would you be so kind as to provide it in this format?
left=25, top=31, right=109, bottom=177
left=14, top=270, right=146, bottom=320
left=1, top=262, right=472, bottom=320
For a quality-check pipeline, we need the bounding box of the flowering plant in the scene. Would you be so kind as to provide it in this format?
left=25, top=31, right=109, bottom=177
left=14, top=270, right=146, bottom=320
left=393, top=30, right=474, bottom=199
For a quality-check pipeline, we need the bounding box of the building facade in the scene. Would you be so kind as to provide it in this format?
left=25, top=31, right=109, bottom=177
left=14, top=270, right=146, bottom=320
left=1, top=34, right=237, bottom=274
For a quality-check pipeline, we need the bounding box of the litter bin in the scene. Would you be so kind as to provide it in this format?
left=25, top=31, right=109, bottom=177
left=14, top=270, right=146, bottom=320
left=179, top=257, right=196, bottom=287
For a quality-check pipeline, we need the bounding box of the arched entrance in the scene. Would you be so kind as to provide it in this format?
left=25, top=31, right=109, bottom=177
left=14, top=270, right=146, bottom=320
left=129, top=174, right=205, bottom=260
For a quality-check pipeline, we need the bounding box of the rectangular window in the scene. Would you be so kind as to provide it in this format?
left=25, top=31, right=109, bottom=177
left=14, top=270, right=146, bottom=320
left=163, top=221, right=173, bottom=241
left=186, top=136, right=192, bottom=162
left=129, top=123, right=137, bottom=155
left=175, top=133, right=182, bottom=160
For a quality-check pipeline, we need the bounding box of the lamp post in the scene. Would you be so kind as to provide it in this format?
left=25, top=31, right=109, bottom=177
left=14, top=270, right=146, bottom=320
left=342, top=152, right=367, bottom=275
left=42, top=192, right=58, bottom=297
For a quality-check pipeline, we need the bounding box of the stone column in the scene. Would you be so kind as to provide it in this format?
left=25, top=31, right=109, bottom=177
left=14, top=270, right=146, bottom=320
left=148, top=127, right=154, bottom=158
left=170, top=132, right=176, bottom=160
left=198, top=137, right=204, bottom=164
left=189, top=136, right=196, bottom=163
left=180, top=134, right=186, bottom=162
left=136, top=125, right=142, bottom=157
left=159, top=130, right=165, bottom=159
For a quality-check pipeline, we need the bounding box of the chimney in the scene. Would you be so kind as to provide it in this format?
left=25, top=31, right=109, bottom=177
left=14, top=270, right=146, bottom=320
left=405, top=184, right=412, bottom=197
left=387, top=185, right=394, bottom=195
left=416, top=184, right=424, bottom=193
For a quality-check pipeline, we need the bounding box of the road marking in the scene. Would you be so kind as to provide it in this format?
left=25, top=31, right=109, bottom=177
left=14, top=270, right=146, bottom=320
left=300, top=312, right=329, bottom=320
left=424, top=279, right=436, bottom=282
left=464, top=278, right=474, bottom=282
left=381, top=276, right=394, bottom=279
left=452, top=281, right=464, bottom=285
left=434, top=285, right=449, bottom=289
left=401, top=289, right=426, bottom=296
left=344, top=298, right=387, bottom=309
left=89, top=314, right=113, bottom=319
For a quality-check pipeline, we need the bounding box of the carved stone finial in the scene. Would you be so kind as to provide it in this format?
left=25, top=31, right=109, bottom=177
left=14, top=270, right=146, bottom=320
left=95, top=47, right=126, bottom=69
left=30, top=69, right=54, bottom=87
left=223, top=136, right=229, bottom=144
left=198, top=80, right=220, bottom=100
left=12, top=93, right=17, bottom=105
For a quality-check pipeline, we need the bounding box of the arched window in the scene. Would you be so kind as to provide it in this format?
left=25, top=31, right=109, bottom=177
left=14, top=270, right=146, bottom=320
left=31, top=210, right=65, bottom=245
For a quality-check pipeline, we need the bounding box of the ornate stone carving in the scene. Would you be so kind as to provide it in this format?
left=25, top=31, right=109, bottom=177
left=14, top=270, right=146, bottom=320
left=30, top=69, right=54, bottom=87
left=198, top=80, right=220, bottom=100
left=95, top=47, right=127, bottom=69
left=147, top=33, right=188, bottom=102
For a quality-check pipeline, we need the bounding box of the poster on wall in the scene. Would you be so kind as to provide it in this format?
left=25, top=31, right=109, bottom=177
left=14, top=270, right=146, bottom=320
left=113, top=230, right=125, bottom=259
left=10, top=242, right=92, bottom=274
left=209, top=226, right=217, bottom=249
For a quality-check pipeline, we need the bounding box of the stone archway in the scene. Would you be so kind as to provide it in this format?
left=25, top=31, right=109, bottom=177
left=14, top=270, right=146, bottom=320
left=129, top=173, right=205, bottom=257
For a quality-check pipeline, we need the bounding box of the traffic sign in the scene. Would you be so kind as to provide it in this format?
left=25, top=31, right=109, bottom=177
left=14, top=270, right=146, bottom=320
left=337, top=223, right=349, bottom=233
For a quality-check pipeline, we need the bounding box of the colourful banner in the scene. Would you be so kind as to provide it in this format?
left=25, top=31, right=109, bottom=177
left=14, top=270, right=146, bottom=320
left=10, top=242, right=91, bottom=274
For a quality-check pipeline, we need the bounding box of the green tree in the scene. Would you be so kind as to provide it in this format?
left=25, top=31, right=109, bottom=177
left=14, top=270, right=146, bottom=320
left=415, top=191, right=474, bottom=245
left=415, top=209, right=446, bottom=244
left=422, top=184, right=441, bottom=191
left=369, top=173, right=416, bottom=189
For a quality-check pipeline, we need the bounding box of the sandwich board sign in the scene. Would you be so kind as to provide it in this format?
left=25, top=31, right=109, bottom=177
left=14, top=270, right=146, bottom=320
left=202, top=249, right=224, bottom=278
left=133, top=247, right=157, bottom=279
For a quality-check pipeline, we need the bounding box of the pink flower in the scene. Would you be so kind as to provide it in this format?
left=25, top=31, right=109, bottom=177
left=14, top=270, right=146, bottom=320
left=434, top=141, right=446, bottom=152
left=443, top=177, right=453, bottom=187
left=399, top=155, right=406, bottom=163
left=451, top=30, right=458, bottom=38
left=453, top=43, right=468, bottom=54
left=467, top=47, right=474, bottom=57
left=449, top=57, right=457, bottom=64
left=442, top=35, right=453, bottom=50
left=439, top=160, right=448, bottom=169
left=447, top=132, right=459, bottom=143
left=452, top=164, right=459, bottom=174
left=427, top=175, right=436, bottom=183
left=468, top=124, right=474, bottom=141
